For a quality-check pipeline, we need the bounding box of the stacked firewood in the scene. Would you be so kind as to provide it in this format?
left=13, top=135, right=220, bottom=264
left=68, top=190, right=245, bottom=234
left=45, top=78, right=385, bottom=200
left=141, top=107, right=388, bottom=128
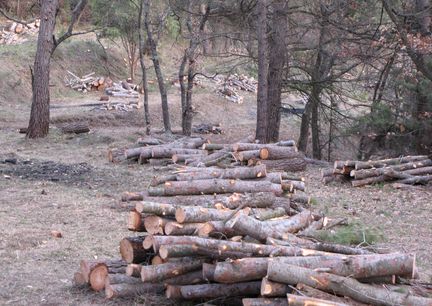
left=322, top=155, right=432, bottom=187
left=73, top=169, right=432, bottom=305
left=0, top=20, right=40, bottom=45
left=108, top=136, right=306, bottom=173
left=64, top=71, right=110, bottom=93
left=214, top=74, right=257, bottom=104
left=105, top=81, right=140, bottom=98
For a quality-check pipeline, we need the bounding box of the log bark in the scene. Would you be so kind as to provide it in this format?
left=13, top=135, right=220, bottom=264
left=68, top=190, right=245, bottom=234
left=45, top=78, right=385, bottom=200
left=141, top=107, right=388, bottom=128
left=159, top=244, right=248, bottom=260
left=135, top=201, right=176, bottom=216
left=164, top=270, right=205, bottom=285
left=221, top=192, right=277, bottom=209
left=268, top=264, right=432, bottom=306
left=281, top=180, right=306, bottom=192
left=149, top=179, right=283, bottom=196
left=151, top=147, right=204, bottom=159
left=233, top=143, right=296, bottom=152
left=252, top=207, right=287, bottom=221
left=119, top=236, right=151, bottom=264
left=242, top=298, right=288, bottom=306
left=105, top=273, right=141, bottom=285
left=175, top=165, right=267, bottom=181
left=397, top=174, right=432, bottom=185
left=354, top=155, right=429, bottom=170
left=125, top=146, right=154, bottom=160
left=261, top=277, right=290, bottom=297
left=145, top=235, right=331, bottom=257
left=267, top=253, right=416, bottom=281
left=105, top=282, right=164, bottom=299
left=197, top=221, right=237, bottom=238
left=89, top=260, right=127, bottom=291
left=143, top=215, right=171, bottom=235
left=351, top=159, right=432, bottom=180
left=148, top=158, right=172, bottom=166
left=258, top=158, right=306, bottom=172
left=172, top=153, right=205, bottom=163
left=202, top=263, right=216, bottom=282
left=176, top=206, right=247, bottom=223
left=121, top=192, right=145, bottom=202
left=202, top=143, right=230, bottom=150
left=126, top=264, right=142, bottom=277
left=127, top=209, right=145, bottom=232
left=238, top=150, right=261, bottom=161
left=165, top=282, right=261, bottom=300
left=60, top=122, right=90, bottom=134
left=286, top=294, right=349, bottom=306
left=259, top=146, right=302, bottom=160
left=295, top=284, right=369, bottom=306
left=164, top=221, right=203, bottom=235
left=140, top=258, right=204, bottom=282
left=150, top=174, right=177, bottom=187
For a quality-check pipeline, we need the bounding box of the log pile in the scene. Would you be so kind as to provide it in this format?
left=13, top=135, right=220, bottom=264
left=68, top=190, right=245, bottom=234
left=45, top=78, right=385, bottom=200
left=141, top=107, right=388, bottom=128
left=105, top=81, right=141, bottom=98
left=322, top=155, right=432, bottom=187
left=215, top=74, right=257, bottom=104
left=0, top=20, right=40, bottom=45
left=109, top=135, right=306, bottom=172
left=64, top=71, right=110, bottom=93
left=73, top=171, right=432, bottom=304
left=192, top=123, right=223, bottom=134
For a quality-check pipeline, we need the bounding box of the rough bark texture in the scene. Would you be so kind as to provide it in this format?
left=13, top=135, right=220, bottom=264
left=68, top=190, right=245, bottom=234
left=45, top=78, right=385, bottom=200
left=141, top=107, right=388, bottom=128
left=140, top=258, right=204, bottom=282
left=135, top=201, right=176, bottom=216
left=261, top=277, right=291, bottom=297
left=286, top=294, right=349, bottom=306
left=166, top=281, right=261, bottom=300
left=242, top=298, right=288, bottom=306
left=176, top=206, right=247, bottom=223
left=138, top=0, right=150, bottom=134
left=105, top=282, right=164, bottom=299
left=260, top=147, right=302, bottom=160
left=26, top=0, right=58, bottom=138
left=259, top=158, right=306, bottom=172
left=175, top=164, right=267, bottom=181
left=164, top=221, right=203, bottom=236
left=268, top=264, right=432, bottom=306
left=149, top=179, right=282, bottom=196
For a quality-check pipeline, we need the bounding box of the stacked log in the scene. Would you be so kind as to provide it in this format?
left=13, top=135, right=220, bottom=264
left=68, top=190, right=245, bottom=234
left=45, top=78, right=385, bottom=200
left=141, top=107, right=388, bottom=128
left=64, top=71, right=110, bottom=93
left=72, top=161, right=431, bottom=305
left=322, top=155, right=432, bottom=187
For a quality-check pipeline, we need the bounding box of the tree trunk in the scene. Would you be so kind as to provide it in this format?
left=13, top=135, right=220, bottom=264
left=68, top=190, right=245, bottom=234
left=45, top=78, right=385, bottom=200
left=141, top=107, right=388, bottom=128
left=105, top=282, right=164, bottom=299
left=267, top=0, right=288, bottom=142
left=268, top=264, right=431, bottom=306
left=138, top=0, right=150, bottom=134
left=259, top=147, right=302, bottom=160
left=256, top=0, right=269, bottom=143
left=26, top=0, right=58, bottom=138
left=143, top=0, right=171, bottom=133
left=298, top=101, right=312, bottom=153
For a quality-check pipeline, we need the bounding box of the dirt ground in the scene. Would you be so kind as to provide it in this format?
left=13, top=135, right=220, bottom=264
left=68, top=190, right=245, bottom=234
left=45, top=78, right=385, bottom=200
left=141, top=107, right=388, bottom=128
left=0, top=90, right=431, bottom=306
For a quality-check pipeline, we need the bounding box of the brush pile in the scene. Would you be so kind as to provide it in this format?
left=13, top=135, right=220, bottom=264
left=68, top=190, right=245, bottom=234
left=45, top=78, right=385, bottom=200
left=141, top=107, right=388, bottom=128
left=105, top=81, right=141, bottom=98
left=322, top=155, right=432, bottom=187
left=0, top=20, right=40, bottom=45
left=109, top=135, right=306, bottom=173
left=74, top=136, right=432, bottom=305
left=215, top=74, right=258, bottom=104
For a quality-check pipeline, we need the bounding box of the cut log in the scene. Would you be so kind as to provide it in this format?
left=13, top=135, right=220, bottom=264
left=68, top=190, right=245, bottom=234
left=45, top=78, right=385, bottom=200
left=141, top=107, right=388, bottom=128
left=242, top=298, right=288, bottom=306
left=126, top=264, right=142, bottom=277
left=145, top=235, right=332, bottom=257
left=149, top=179, right=283, bottom=196
left=252, top=207, right=287, bottom=221
left=73, top=271, right=86, bottom=286
left=397, top=174, right=432, bottom=185
left=175, top=165, right=267, bottom=181
left=105, top=273, right=141, bottom=285
left=60, top=122, right=90, bottom=134
left=267, top=237, right=373, bottom=255
left=164, top=270, right=205, bottom=285
left=121, top=192, right=145, bottom=202
left=354, top=155, right=429, bottom=170
left=148, top=158, right=172, bottom=166
left=135, top=201, right=176, bottom=216
left=288, top=194, right=311, bottom=205
left=140, top=258, right=205, bottom=282
left=105, top=282, right=164, bottom=299
left=351, top=159, right=432, bottom=180
left=164, top=221, right=203, bottom=235
left=267, top=253, right=416, bottom=281
left=259, top=147, right=302, bottom=160
left=268, top=265, right=432, bottom=306
left=202, top=143, right=230, bottom=150
left=119, top=236, right=150, bottom=264
left=150, top=174, right=177, bottom=187
left=136, top=136, right=164, bottom=146
left=295, top=284, right=369, bottom=306
left=127, top=209, right=145, bottom=232
left=233, top=143, right=296, bottom=152
left=173, top=153, right=206, bottom=163
left=143, top=215, right=171, bottom=235
left=89, top=260, right=127, bottom=291
left=125, top=146, right=153, bottom=160
left=286, top=294, right=349, bottom=306
left=165, top=282, right=261, bottom=300
left=197, top=221, right=237, bottom=238
left=108, top=148, right=126, bottom=163
left=238, top=150, right=261, bottom=161
left=221, top=192, right=277, bottom=209
left=281, top=180, right=306, bottom=192
left=159, top=244, right=248, bottom=260
left=176, top=206, right=247, bottom=223
left=261, top=277, right=290, bottom=297
left=258, top=158, right=306, bottom=172
left=151, top=147, right=204, bottom=159
left=202, top=263, right=216, bottom=282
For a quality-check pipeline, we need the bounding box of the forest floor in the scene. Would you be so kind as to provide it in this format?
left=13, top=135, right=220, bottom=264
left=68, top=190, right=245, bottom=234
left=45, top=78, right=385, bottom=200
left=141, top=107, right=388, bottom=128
left=0, top=35, right=431, bottom=306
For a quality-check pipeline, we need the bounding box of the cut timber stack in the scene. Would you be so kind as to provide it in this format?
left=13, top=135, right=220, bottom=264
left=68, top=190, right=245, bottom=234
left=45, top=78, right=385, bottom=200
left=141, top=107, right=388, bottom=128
left=64, top=71, right=109, bottom=93
left=322, top=155, right=432, bottom=187
left=73, top=153, right=432, bottom=305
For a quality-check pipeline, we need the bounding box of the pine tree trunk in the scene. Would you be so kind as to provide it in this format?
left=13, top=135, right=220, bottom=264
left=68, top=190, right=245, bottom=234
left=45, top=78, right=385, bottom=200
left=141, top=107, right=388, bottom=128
left=138, top=0, right=150, bottom=134
left=26, top=0, right=58, bottom=138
